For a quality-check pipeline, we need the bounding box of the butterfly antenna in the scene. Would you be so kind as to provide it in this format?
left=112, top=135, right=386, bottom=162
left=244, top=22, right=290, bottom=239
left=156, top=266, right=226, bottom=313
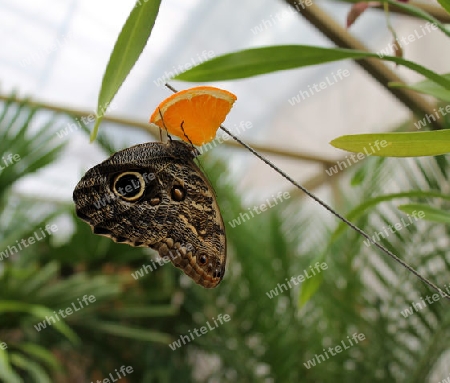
left=164, top=82, right=449, bottom=300
left=180, top=121, right=195, bottom=148
left=176, top=120, right=213, bottom=191
left=158, top=108, right=173, bottom=142
left=165, top=83, right=178, bottom=93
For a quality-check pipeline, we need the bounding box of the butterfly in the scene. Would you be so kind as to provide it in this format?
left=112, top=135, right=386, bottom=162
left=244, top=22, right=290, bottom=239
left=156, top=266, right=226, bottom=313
left=73, top=139, right=226, bottom=288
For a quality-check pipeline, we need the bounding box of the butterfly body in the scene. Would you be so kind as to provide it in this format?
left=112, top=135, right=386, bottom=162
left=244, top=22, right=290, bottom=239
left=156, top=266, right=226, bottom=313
left=73, top=140, right=226, bottom=288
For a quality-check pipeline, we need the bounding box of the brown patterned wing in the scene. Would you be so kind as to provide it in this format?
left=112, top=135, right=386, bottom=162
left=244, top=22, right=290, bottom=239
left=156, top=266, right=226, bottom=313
left=73, top=140, right=226, bottom=288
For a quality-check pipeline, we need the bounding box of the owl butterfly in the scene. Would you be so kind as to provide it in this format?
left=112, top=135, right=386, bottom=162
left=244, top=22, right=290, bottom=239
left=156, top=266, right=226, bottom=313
left=73, top=140, right=226, bottom=288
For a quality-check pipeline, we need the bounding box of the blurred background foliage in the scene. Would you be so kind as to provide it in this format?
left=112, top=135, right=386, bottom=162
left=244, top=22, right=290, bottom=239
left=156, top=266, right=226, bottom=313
left=1, top=94, right=450, bottom=383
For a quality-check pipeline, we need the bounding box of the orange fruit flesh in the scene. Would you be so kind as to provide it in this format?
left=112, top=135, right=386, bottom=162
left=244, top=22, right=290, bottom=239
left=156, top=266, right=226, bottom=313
left=150, top=86, right=237, bottom=146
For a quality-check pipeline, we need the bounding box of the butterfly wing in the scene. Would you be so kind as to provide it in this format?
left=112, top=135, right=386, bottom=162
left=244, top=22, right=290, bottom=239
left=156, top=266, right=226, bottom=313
left=73, top=140, right=226, bottom=288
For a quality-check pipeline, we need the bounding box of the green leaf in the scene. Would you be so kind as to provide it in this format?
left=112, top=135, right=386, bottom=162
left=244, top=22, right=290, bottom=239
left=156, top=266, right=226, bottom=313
left=298, top=273, right=323, bottom=308
left=82, top=320, right=172, bottom=344
left=330, top=130, right=450, bottom=157
left=111, top=305, right=178, bottom=318
left=298, top=260, right=326, bottom=307
left=350, top=166, right=366, bottom=186
left=398, top=204, right=450, bottom=224
left=29, top=306, right=80, bottom=344
left=380, top=0, right=450, bottom=39
left=332, top=191, right=450, bottom=239
left=91, top=0, right=162, bottom=142
left=10, top=353, right=52, bottom=383
left=174, top=45, right=450, bottom=92
left=437, top=0, right=450, bottom=14
left=20, top=262, right=59, bottom=296
left=390, top=74, right=450, bottom=102
left=16, top=344, right=61, bottom=373
left=0, top=302, right=79, bottom=344
left=0, top=348, right=22, bottom=383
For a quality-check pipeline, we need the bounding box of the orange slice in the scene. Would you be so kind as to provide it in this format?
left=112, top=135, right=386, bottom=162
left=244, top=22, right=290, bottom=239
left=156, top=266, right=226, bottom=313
left=149, top=86, right=237, bottom=146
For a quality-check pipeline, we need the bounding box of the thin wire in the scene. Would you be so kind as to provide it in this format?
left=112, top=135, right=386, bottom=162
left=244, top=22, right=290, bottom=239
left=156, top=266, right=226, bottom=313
left=164, top=83, right=449, bottom=300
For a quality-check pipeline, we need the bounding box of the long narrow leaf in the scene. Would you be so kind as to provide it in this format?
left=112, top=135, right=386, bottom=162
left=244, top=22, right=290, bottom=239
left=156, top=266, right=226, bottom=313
left=174, top=45, right=450, bottom=91
left=398, top=204, right=450, bottom=224
left=110, top=305, right=178, bottom=318
left=298, top=268, right=324, bottom=308
left=330, top=130, right=450, bottom=157
left=10, top=353, right=52, bottom=383
left=20, top=263, right=59, bottom=296
left=0, top=348, right=21, bottom=383
left=16, top=344, right=61, bottom=373
left=390, top=74, right=450, bottom=102
left=0, top=302, right=79, bottom=344
left=91, top=0, right=162, bottom=141
left=437, top=0, right=450, bottom=14
left=381, top=0, right=450, bottom=39
left=82, top=320, right=172, bottom=344
left=332, top=191, right=450, bottom=239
